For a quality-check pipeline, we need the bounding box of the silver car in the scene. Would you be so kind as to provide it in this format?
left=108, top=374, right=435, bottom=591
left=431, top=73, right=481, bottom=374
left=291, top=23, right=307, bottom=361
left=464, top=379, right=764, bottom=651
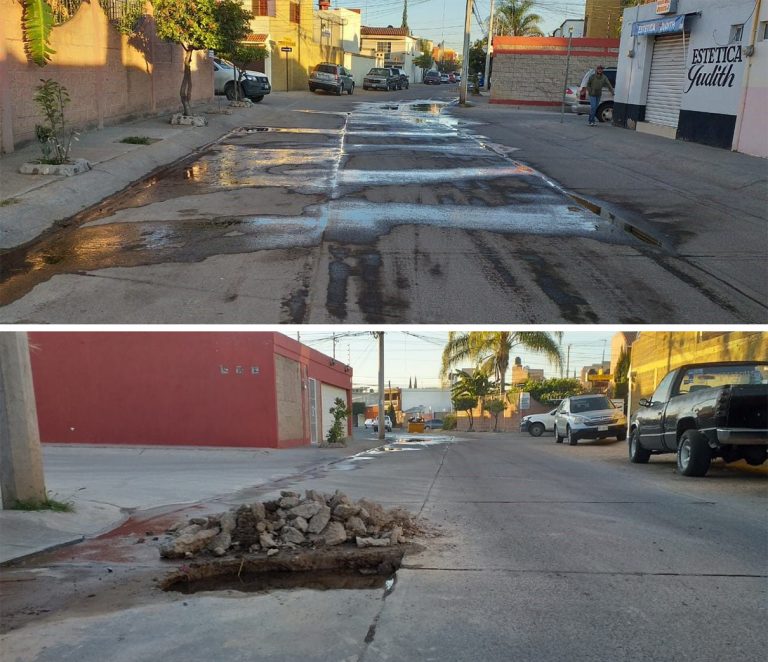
left=570, top=67, right=616, bottom=123
left=553, top=395, right=627, bottom=446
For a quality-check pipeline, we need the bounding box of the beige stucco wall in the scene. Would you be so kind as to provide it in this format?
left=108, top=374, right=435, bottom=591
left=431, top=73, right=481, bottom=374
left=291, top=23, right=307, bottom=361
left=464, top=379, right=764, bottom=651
left=275, top=354, right=304, bottom=444
left=1, top=0, right=213, bottom=152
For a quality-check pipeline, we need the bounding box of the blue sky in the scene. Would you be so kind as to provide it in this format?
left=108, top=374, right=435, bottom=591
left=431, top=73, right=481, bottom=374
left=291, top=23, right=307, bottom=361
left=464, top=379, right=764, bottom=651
left=294, top=328, right=618, bottom=390
left=334, top=0, right=588, bottom=50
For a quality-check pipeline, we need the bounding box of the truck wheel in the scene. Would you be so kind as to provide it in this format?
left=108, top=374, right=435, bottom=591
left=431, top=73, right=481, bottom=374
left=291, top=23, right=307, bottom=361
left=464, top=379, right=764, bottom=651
left=529, top=422, right=545, bottom=437
left=597, top=102, right=613, bottom=123
left=677, top=430, right=711, bottom=477
left=742, top=446, right=767, bottom=466
left=628, top=429, right=651, bottom=464
left=554, top=426, right=564, bottom=444
left=348, top=83, right=354, bottom=95
left=567, top=426, right=578, bottom=446
left=335, top=85, right=342, bottom=96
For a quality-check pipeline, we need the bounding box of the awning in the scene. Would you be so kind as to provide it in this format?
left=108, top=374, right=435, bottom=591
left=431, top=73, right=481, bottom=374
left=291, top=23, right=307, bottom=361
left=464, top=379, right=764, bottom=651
left=631, top=14, right=685, bottom=36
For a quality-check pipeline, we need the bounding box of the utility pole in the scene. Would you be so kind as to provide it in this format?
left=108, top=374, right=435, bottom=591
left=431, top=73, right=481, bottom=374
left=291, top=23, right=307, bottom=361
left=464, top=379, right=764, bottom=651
left=560, top=27, right=573, bottom=123
left=377, top=332, right=385, bottom=441
left=459, top=0, right=472, bottom=104
left=0, top=333, right=46, bottom=508
left=565, top=344, right=572, bottom=381
left=484, top=0, right=495, bottom=92
left=332, top=333, right=337, bottom=360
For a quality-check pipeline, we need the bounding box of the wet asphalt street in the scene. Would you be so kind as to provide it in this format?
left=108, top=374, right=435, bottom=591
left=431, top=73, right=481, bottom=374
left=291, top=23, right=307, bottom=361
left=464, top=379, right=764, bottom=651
left=0, top=85, right=765, bottom=323
left=1, top=432, right=765, bottom=661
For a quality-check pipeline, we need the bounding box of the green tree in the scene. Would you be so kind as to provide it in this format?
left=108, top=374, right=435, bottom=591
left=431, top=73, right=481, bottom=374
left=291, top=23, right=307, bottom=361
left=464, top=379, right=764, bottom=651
left=387, top=403, right=397, bottom=426
left=214, top=0, right=260, bottom=101
left=486, top=398, right=506, bottom=431
left=153, top=0, right=221, bottom=116
left=325, top=397, right=350, bottom=445
left=414, top=51, right=434, bottom=73
left=453, top=395, right=479, bottom=431
left=517, top=377, right=583, bottom=403
left=611, top=347, right=631, bottom=401
left=451, top=370, right=492, bottom=431
left=441, top=332, right=563, bottom=397
left=401, top=0, right=408, bottom=30
left=468, top=38, right=486, bottom=75
left=495, top=0, right=544, bottom=37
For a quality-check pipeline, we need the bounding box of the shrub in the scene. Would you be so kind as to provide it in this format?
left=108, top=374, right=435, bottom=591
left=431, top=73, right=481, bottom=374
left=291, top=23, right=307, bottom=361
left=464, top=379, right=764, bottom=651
left=33, top=78, right=77, bottom=164
left=442, top=414, right=457, bottom=430
left=325, top=397, right=350, bottom=445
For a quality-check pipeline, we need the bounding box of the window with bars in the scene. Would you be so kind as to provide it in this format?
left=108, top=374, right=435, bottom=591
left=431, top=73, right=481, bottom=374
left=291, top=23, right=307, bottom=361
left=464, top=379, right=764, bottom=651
left=290, top=1, right=300, bottom=23
left=377, top=41, right=392, bottom=53
left=252, top=0, right=275, bottom=16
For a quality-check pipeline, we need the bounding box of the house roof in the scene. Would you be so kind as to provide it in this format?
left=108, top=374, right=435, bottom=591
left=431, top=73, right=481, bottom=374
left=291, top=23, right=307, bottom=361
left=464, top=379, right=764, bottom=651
left=245, top=34, right=268, bottom=43
left=361, top=27, right=410, bottom=36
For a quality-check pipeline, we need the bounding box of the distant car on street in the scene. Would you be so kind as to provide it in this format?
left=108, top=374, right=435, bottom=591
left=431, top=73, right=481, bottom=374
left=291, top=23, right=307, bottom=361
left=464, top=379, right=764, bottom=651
left=309, top=63, right=355, bottom=95
left=212, top=58, right=271, bottom=102
left=424, top=70, right=441, bottom=85
left=423, top=419, right=444, bottom=430
left=372, top=416, right=393, bottom=432
left=363, top=68, right=399, bottom=91
left=520, top=408, right=558, bottom=437
left=553, top=395, right=627, bottom=445
left=389, top=68, right=410, bottom=89
left=440, top=73, right=450, bottom=84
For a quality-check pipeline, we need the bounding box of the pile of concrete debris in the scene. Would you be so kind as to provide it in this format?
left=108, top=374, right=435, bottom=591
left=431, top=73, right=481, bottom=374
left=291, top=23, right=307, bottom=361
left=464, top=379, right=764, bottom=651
left=160, top=490, right=420, bottom=560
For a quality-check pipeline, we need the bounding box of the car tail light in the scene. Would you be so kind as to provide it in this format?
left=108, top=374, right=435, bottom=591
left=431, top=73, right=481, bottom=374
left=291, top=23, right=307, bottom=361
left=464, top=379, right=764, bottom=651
left=565, top=87, right=573, bottom=95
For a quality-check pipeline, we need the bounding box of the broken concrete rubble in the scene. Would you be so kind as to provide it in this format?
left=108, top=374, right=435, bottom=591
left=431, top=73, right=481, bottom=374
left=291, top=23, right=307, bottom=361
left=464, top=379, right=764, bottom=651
left=160, top=490, right=421, bottom=560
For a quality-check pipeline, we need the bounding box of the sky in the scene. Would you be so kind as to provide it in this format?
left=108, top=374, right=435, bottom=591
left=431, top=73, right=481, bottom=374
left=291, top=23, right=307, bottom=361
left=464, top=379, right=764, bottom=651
left=294, top=328, right=618, bottom=390
left=333, top=0, right=588, bottom=50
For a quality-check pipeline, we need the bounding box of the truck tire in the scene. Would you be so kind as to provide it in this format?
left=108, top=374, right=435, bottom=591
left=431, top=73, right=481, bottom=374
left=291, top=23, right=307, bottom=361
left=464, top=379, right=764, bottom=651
left=628, top=428, right=651, bottom=464
left=554, top=426, right=564, bottom=444
left=529, top=422, right=545, bottom=437
left=677, top=430, right=711, bottom=477
left=567, top=426, right=578, bottom=446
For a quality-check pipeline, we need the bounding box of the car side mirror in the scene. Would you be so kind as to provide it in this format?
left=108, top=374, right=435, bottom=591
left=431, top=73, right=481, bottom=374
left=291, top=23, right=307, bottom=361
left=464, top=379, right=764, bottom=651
left=638, top=398, right=651, bottom=407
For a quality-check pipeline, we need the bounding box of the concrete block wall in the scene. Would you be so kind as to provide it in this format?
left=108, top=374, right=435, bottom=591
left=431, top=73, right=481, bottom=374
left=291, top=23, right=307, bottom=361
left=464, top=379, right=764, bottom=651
left=1, top=0, right=213, bottom=153
left=490, top=36, right=619, bottom=107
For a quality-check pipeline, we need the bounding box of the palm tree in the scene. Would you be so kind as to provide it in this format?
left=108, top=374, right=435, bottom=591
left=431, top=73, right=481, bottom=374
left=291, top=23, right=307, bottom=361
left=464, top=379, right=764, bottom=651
left=494, top=0, right=544, bottom=37
left=441, top=331, right=563, bottom=397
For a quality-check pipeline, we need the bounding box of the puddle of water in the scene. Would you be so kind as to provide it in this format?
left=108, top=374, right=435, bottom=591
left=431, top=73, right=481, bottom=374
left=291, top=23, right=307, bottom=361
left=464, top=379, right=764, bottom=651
left=167, top=569, right=392, bottom=595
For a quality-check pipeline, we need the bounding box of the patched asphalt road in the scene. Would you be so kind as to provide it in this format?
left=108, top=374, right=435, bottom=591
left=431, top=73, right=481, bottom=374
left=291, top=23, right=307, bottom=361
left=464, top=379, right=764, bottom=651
left=0, top=87, right=764, bottom=322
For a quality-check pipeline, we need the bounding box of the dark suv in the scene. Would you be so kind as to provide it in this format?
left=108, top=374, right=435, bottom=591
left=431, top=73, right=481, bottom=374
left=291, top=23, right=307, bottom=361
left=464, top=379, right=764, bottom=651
left=363, top=67, right=399, bottom=91
left=424, top=70, right=441, bottom=85
left=309, top=63, right=355, bottom=96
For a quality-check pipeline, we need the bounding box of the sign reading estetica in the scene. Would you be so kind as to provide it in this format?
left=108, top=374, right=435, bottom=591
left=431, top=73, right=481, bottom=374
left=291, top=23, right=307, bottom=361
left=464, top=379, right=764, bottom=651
left=685, top=45, right=742, bottom=94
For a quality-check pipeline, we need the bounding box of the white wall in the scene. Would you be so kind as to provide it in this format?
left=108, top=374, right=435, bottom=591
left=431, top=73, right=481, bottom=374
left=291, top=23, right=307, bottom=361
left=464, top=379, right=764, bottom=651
left=346, top=53, right=378, bottom=85
left=401, top=388, right=453, bottom=413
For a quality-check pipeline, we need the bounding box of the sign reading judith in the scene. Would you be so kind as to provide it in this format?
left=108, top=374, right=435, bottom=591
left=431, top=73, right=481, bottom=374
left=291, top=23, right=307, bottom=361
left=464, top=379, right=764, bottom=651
left=631, top=15, right=685, bottom=36
left=685, top=45, right=742, bottom=93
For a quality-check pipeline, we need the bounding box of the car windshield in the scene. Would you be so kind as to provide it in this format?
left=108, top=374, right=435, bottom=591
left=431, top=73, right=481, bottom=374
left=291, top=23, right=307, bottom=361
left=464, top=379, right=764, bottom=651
left=369, top=69, right=390, bottom=76
left=677, top=363, right=768, bottom=394
left=571, top=396, right=614, bottom=413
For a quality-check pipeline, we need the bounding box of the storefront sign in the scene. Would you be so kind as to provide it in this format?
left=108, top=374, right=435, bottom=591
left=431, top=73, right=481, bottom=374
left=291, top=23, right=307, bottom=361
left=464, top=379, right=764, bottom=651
left=631, top=14, right=685, bottom=36
left=685, top=45, right=742, bottom=93
left=519, top=392, right=531, bottom=410
left=656, top=0, right=677, bottom=14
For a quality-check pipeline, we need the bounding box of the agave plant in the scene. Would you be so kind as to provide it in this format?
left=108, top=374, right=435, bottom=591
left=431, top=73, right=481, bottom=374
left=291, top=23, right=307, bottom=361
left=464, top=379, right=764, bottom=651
left=23, top=0, right=56, bottom=66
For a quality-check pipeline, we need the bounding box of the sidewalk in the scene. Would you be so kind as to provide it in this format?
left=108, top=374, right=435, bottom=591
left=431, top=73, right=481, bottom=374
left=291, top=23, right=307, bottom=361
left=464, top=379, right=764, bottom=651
left=0, top=95, right=299, bottom=250
left=0, top=431, right=385, bottom=566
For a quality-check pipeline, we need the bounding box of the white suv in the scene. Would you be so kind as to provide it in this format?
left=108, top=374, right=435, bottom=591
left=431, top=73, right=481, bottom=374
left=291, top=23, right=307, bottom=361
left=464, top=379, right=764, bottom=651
left=570, top=67, right=616, bottom=123
left=553, top=395, right=627, bottom=446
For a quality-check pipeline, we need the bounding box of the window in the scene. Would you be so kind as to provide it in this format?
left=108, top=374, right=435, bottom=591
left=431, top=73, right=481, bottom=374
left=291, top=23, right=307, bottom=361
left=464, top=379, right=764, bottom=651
left=290, top=1, right=300, bottom=23
left=760, top=21, right=768, bottom=40
left=650, top=371, right=677, bottom=403
left=729, top=24, right=744, bottom=43
left=377, top=41, right=392, bottom=54
left=252, top=0, right=276, bottom=16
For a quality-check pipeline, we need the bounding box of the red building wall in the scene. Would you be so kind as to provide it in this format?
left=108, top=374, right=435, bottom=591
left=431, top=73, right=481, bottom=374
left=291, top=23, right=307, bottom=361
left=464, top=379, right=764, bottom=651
left=28, top=332, right=352, bottom=448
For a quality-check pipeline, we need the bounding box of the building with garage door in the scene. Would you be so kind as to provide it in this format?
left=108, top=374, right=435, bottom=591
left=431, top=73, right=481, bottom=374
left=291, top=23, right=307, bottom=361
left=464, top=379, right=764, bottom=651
left=613, top=0, right=767, bottom=156
left=28, top=332, right=351, bottom=448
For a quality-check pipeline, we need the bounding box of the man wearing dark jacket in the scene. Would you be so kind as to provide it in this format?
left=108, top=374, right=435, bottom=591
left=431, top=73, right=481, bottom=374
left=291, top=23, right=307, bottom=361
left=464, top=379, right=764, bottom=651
left=587, top=65, right=614, bottom=126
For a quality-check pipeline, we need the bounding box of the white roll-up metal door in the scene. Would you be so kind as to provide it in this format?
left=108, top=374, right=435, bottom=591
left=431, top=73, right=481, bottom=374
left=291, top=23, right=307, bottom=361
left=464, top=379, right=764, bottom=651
left=645, top=34, right=688, bottom=128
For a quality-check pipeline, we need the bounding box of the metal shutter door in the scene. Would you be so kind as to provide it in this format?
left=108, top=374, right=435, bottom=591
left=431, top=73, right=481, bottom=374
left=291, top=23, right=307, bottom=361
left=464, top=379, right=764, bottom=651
left=645, top=34, right=687, bottom=128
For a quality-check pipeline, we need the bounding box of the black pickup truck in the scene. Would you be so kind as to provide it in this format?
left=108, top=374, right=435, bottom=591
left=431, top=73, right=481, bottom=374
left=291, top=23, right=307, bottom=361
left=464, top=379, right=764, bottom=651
left=628, top=361, right=768, bottom=476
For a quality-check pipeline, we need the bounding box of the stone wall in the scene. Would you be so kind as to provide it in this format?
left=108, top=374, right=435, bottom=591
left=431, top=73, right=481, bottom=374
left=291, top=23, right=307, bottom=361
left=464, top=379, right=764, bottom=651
left=490, top=36, right=619, bottom=107
left=1, top=0, right=213, bottom=153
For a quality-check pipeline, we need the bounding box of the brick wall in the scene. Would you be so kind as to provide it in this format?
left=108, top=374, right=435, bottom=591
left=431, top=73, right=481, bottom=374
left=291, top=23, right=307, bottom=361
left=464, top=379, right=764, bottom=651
left=1, top=0, right=213, bottom=152
left=490, top=36, right=619, bottom=107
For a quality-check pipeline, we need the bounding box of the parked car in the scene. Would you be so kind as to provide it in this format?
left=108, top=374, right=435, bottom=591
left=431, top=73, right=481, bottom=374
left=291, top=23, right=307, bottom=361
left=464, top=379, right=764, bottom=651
left=520, top=408, right=558, bottom=437
left=440, top=73, right=449, bottom=84
left=554, top=395, right=627, bottom=446
left=453, top=71, right=461, bottom=82
left=424, top=70, right=441, bottom=85
left=363, top=418, right=375, bottom=429
left=628, top=361, right=768, bottom=476
left=423, top=419, right=443, bottom=430
left=309, top=63, right=355, bottom=95
left=389, top=68, right=410, bottom=89
left=570, top=67, right=616, bottom=122
left=212, top=58, right=271, bottom=102
left=363, top=67, right=399, bottom=91
left=563, top=83, right=581, bottom=108
left=372, top=416, right=393, bottom=432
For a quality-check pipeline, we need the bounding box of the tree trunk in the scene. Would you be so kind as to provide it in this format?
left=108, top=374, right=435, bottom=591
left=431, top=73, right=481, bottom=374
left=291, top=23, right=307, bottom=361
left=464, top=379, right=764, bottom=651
left=180, top=47, right=194, bottom=116
left=467, top=410, right=474, bottom=431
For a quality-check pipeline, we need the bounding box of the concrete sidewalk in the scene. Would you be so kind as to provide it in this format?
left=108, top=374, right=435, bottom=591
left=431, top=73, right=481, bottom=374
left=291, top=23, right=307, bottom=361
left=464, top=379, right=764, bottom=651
left=0, top=93, right=304, bottom=250
left=0, top=432, right=386, bottom=565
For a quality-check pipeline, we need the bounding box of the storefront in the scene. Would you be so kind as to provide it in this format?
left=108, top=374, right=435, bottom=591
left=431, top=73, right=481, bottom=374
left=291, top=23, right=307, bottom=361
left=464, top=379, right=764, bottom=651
left=29, top=332, right=352, bottom=448
left=614, top=0, right=767, bottom=156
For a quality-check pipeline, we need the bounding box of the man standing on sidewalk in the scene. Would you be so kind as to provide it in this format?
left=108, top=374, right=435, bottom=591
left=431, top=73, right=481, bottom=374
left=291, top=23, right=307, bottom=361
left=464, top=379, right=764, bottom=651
left=587, top=65, right=614, bottom=126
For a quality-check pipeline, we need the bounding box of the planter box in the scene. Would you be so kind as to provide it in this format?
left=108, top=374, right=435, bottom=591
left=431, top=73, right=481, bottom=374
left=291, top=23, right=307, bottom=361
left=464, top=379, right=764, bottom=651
left=18, top=159, right=92, bottom=176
